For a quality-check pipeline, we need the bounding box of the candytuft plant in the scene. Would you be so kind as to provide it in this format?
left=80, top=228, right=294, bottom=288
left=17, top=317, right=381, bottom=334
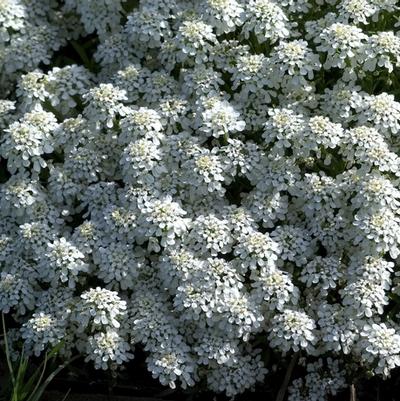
left=0, top=0, right=400, bottom=399
left=1, top=314, right=74, bottom=401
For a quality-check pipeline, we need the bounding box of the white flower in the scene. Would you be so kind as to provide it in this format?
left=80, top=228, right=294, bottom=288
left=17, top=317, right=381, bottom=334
left=350, top=171, right=400, bottom=211
left=320, top=79, right=364, bottom=125
left=242, top=189, right=288, bottom=228
left=139, top=195, right=189, bottom=246
left=124, top=9, right=171, bottom=49
left=1, top=109, right=57, bottom=173
left=173, top=19, right=216, bottom=64
left=85, top=329, right=134, bottom=370
left=347, top=255, right=393, bottom=286
left=94, top=31, right=138, bottom=70
left=100, top=204, right=138, bottom=241
left=93, top=242, right=145, bottom=290
left=207, top=352, right=267, bottom=397
left=181, top=65, right=224, bottom=97
left=353, top=208, right=400, bottom=258
left=341, top=278, right=390, bottom=318
left=337, top=0, right=378, bottom=24
left=130, top=289, right=180, bottom=349
left=120, top=139, right=166, bottom=185
left=288, top=358, right=347, bottom=401
left=215, top=286, right=264, bottom=340
left=231, top=53, right=272, bottom=95
left=73, top=287, right=127, bottom=332
left=65, top=145, right=108, bottom=184
left=194, top=330, right=239, bottom=365
left=157, top=96, right=190, bottom=134
left=64, top=0, right=124, bottom=38
left=359, top=93, right=400, bottom=136
left=234, top=230, right=280, bottom=271
left=0, top=174, right=46, bottom=217
left=263, top=108, right=305, bottom=149
left=317, top=302, right=361, bottom=354
left=300, top=256, right=344, bottom=293
left=269, top=40, right=321, bottom=84
left=110, top=64, right=149, bottom=103
left=358, top=323, right=400, bottom=377
left=16, top=70, right=48, bottom=110
left=199, top=0, right=245, bottom=34
left=158, top=247, right=203, bottom=290
left=243, top=0, right=291, bottom=44
left=119, top=107, right=164, bottom=145
left=269, top=309, right=317, bottom=353
left=21, top=312, right=65, bottom=356
left=340, top=126, right=400, bottom=175
left=0, top=0, right=25, bottom=32
left=181, top=149, right=228, bottom=195
left=251, top=266, right=299, bottom=311
left=0, top=271, right=36, bottom=315
left=306, top=115, right=344, bottom=150
left=141, top=71, right=179, bottom=105
left=186, top=214, right=234, bottom=256
left=317, top=23, right=367, bottom=69
left=3, top=23, right=64, bottom=76
left=173, top=281, right=218, bottom=322
left=146, top=345, right=198, bottom=389
left=199, top=99, right=245, bottom=139
left=83, top=83, right=127, bottom=129
left=210, top=39, right=251, bottom=73
left=363, top=31, right=400, bottom=73
left=39, top=237, right=89, bottom=288
left=0, top=100, right=16, bottom=131
left=45, top=65, right=93, bottom=112
left=271, top=224, right=314, bottom=266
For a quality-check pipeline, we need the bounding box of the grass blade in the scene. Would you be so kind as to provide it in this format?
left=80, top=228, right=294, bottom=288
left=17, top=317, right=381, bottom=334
left=1, top=313, right=15, bottom=387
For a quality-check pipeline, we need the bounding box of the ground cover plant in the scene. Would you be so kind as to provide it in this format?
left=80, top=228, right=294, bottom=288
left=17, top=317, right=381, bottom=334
left=1, top=0, right=400, bottom=399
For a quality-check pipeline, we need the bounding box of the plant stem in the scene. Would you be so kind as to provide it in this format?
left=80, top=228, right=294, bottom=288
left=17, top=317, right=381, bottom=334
left=350, top=383, right=357, bottom=401
left=28, top=353, right=48, bottom=399
left=1, top=313, right=16, bottom=388
left=276, top=352, right=299, bottom=401
left=71, top=40, right=92, bottom=71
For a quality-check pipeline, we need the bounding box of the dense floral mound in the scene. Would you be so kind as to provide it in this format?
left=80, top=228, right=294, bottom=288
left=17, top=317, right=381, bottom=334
left=1, top=0, right=400, bottom=399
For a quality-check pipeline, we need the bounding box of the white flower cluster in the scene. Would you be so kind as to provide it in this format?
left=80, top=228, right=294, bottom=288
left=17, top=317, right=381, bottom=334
left=0, top=0, right=82, bottom=95
left=288, top=358, right=347, bottom=401
left=1, top=0, right=400, bottom=398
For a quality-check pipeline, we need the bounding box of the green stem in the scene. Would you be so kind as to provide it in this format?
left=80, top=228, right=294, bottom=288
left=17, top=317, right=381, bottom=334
left=43, top=101, right=65, bottom=122
left=1, top=313, right=16, bottom=388
left=71, top=40, right=92, bottom=70
left=275, top=352, right=300, bottom=401
left=27, top=353, right=48, bottom=400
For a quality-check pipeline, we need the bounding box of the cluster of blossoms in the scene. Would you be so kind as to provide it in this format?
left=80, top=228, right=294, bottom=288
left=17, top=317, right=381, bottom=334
left=1, top=0, right=400, bottom=399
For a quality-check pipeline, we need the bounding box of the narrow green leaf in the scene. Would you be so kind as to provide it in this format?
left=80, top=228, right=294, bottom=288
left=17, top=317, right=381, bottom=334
left=1, top=313, right=16, bottom=387
left=25, top=353, right=48, bottom=401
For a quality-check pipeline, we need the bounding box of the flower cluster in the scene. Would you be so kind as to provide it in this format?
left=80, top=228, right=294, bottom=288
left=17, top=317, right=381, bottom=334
left=1, top=0, right=400, bottom=398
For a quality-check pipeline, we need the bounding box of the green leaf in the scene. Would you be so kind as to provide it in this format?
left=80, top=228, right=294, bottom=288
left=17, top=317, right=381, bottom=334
left=25, top=353, right=48, bottom=401
left=1, top=313, right=16, bottom=387
left=26, top=355, right=80, bottom=401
